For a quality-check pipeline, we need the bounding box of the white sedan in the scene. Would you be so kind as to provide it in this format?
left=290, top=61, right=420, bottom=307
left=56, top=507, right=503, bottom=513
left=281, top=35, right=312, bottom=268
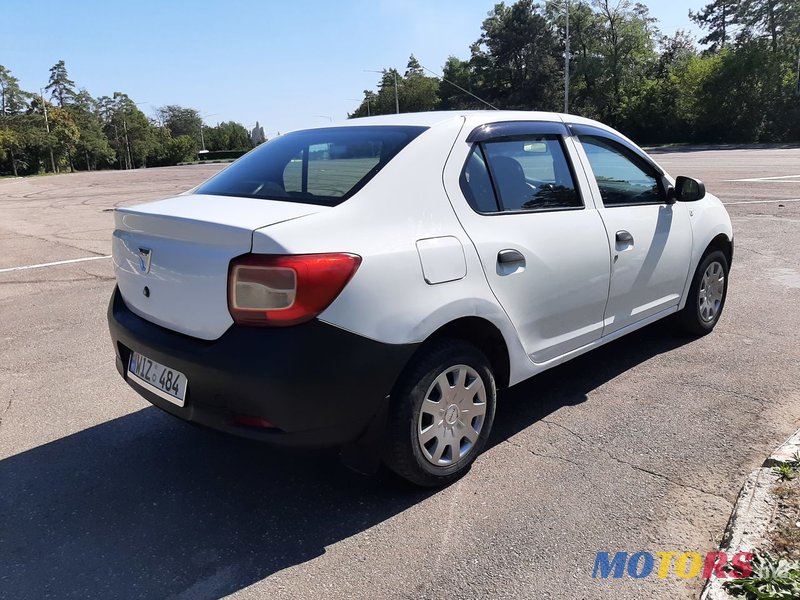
left=108, top=111, right=732, bottom=486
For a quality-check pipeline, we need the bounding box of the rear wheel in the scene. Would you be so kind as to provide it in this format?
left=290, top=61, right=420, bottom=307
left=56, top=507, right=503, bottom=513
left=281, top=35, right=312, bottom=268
left=383, top=339, right=496, bottom=487
left=675, top=249, right=729, bottom=335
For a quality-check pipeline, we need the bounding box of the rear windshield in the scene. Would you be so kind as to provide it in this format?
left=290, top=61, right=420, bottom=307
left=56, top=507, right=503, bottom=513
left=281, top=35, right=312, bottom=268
left=194, top=125, right=427, bottom=206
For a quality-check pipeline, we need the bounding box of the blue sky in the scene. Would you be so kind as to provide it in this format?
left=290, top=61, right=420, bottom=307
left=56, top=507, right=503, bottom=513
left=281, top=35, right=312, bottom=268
left=2, top=0, right=703, bottom=134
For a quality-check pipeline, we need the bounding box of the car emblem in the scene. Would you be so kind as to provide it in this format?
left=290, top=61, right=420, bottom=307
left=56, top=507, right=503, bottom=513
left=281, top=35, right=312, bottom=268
left=138, top=248, right=152, bottom=274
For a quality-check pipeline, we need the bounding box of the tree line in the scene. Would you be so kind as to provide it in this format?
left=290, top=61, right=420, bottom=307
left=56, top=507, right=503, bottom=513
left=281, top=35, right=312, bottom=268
left=0, top=60, right=254, bottom=176
left=349, top=0, right=800, bottom=144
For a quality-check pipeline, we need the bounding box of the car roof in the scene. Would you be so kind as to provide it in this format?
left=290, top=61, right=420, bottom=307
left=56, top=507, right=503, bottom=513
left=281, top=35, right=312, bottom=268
left=312, top=110, right=561, bottom=129
left=298, top=110, right=620, bottom=138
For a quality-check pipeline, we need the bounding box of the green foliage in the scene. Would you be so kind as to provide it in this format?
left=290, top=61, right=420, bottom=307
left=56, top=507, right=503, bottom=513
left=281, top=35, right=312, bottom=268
left=724, top=553, right=800, bottom=599
left=0, top=65, right=29, bottom=115
left=350, top=0, right=800, bottom=144
left=157, top=105, right=203, bottom=146
left=472, top=0, right=563, bottom=110
left=45, top=60, right=76, bottom=107
left=350, top=56, right=441, bottom=117
left=690, top=0, right=739, bottom=52
left=0, top=60, right=254, bottom=175
left=773, top=463, right=797, bottom=481
left=203, top=121, right=253, bottom=152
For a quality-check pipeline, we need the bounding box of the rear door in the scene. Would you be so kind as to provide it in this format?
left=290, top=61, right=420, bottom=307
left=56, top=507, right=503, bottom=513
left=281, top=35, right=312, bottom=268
left=570, top=126, right=692, bottom=335
left=445, top=121, right=611, bottom=364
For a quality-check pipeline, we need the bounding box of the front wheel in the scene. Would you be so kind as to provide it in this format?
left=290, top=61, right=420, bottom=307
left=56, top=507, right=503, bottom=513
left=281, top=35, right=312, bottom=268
left=675, top=249, right=729, bottom=335
left=382, top=339, right=497, bottom=487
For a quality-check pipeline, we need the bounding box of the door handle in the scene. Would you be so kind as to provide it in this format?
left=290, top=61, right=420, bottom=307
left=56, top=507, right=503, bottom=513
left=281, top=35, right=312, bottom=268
left=615, top=230, right=634, bottom=252
left=497, top=249, right=525, bottom=265
left=615, top=230, right=634, bottom=244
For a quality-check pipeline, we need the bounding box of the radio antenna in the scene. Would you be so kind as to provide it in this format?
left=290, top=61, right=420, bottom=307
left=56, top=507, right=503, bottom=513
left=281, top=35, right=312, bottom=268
left=419, top=64, right=499, bottom=110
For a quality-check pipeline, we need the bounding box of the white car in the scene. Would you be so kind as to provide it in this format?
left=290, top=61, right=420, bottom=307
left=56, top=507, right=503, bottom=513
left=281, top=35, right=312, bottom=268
left=108, top=111, right=732, bottom=486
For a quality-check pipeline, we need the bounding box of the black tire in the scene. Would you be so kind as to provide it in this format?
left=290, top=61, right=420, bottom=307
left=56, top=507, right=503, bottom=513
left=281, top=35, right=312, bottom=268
left=675, top=249, right=729, bottom=336
left=382, top=338, right=497, bottom=487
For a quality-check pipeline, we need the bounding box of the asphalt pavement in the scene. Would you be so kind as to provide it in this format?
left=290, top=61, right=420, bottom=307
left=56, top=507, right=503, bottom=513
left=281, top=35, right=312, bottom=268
left=1, top=148, right=799, bottom=599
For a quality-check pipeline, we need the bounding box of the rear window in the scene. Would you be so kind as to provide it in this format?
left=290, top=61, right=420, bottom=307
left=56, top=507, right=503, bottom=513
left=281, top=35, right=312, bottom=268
left=194, top=125, right=427, bottom=206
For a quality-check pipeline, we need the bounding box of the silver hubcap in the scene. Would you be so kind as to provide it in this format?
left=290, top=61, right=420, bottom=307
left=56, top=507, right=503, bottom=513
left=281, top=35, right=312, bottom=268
left=699, top=261, right=725, bottom=322
left=417, top=364, right=487, bottom=467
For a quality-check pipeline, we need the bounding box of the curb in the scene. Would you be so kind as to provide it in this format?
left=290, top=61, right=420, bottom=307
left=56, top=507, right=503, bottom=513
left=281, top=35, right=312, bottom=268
left=700, top=429, right=800, bottom=599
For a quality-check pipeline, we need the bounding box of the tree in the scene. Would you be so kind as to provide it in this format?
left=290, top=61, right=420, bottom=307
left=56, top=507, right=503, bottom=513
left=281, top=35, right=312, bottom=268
left=49, top=107, right=80, bottom=171
left=0, top=65, right=28, bottom=115
left=437, top=56, right=485, bottom=109
left=204, top=121, right=253, bottom=151
left=98, top=93, right=156, bottom=169
left=690, top=0, right=740, bottom=53
left=398, top=55, right=439, bottom=112
left=0, top=127, right=20, bottom=176
left=156, top=105, right=203, bottom=146
left=471, top=0, right=562, bottom=110
left=69, top=90, right=114, bottom=170
left=592, top=0, right=658, bottom=125
left=349, top=57, right=441, bottom=118
left=45, top=60, right=76, bottom=107
left=738, top=0, right=799, bottom=52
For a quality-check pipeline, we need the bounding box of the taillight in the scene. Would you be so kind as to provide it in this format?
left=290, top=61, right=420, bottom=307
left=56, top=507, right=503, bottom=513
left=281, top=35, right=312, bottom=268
left=228, top=253, right=361, bottom=326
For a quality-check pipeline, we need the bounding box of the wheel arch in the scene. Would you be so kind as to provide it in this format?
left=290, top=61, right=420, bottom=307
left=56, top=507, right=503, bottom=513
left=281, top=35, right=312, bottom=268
left=705, top=232, right=733, bottom=266
left=415, top=316, right=511, bottom=390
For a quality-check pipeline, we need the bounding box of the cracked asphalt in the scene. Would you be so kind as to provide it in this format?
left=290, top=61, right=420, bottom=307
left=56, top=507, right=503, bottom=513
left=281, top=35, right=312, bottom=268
left=1, top=148, right=799, bottom=599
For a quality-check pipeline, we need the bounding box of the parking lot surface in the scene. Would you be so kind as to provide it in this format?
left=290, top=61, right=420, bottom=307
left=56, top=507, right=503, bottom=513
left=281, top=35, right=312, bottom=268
left=1, top=148, right=799, bottom=599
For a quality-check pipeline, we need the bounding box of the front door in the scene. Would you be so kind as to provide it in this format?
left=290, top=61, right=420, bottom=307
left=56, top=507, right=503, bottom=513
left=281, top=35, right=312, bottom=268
left=573, top=132, right=693, bottom=335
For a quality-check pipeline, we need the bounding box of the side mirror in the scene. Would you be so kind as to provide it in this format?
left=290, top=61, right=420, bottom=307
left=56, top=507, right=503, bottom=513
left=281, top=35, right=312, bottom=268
left=674, top=176, right=706, bottom=202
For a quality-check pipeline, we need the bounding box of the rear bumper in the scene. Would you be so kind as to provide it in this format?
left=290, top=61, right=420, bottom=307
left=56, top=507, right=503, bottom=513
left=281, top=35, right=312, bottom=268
left=107, top=286, right=417, bottom=447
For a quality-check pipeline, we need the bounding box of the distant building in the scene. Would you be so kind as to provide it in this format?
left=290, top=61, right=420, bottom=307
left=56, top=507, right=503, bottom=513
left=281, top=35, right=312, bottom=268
left=251, top=122, right=266, bottom=146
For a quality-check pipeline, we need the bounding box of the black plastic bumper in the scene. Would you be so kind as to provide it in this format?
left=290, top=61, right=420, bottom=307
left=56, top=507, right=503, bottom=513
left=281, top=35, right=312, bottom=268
left=107, top=286, right=418, bottom=447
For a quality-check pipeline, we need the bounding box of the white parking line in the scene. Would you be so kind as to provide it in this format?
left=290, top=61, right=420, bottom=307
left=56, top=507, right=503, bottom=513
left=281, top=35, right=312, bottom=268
left=0, top=255, right=111, bottom=273
left=723, top=198, right=800, bottom=205
left=725, top=175, right=800, bottom=182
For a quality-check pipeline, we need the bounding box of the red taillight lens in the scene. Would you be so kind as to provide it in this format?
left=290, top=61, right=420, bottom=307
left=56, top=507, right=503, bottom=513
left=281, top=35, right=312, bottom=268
left=228, top=253, right=362, bottom=326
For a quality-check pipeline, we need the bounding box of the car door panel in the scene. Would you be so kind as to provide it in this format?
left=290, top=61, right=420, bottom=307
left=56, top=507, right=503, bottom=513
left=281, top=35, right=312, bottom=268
left=598, top=204, right=692, bottom=332
left=471, top=211, right=611, bottom=363
left=572, top=131, right=693, bottom=334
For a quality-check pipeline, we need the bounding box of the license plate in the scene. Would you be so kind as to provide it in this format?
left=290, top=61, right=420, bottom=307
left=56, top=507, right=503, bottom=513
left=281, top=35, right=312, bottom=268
left=128, top=351, right=187, bottom=407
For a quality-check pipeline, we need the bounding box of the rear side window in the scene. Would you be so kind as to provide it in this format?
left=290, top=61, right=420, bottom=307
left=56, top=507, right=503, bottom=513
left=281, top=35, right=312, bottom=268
left=460, top=136, right=582, bottom=213
left=195, top=126, right=427, bottom=206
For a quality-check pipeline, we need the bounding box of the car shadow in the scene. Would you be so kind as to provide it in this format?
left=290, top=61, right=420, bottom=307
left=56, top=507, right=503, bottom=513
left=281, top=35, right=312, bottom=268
left=0, top=410, right=433, bottom=599
left=490, top=318, right=691, bottom=446
left=0, top=320, right=691, bottom=599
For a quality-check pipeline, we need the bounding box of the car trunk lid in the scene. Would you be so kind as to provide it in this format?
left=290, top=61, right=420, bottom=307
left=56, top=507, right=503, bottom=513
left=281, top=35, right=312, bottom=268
left=112, top=194, right=322, bottom=340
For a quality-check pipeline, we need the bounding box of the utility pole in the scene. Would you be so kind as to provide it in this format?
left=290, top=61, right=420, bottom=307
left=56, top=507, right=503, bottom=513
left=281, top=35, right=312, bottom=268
left=393, top=70, right=399, bottom=114
left=122, top=115, right=133, bottom=169
left=564, top=0, right=570, bottom=113
left=40, top=89, right=57, bottom=173
left=364, top=70, right=400, bottom=114
left=796, top=46, right=800, bottom=96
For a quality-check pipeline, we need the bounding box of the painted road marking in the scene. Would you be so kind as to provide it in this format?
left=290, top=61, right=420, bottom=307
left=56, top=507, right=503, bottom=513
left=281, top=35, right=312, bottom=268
left=725, top=175, right=800, bottom=182
left=723, top=198, right=800, bottom=205
left=0, top=255, right=111, bottom=273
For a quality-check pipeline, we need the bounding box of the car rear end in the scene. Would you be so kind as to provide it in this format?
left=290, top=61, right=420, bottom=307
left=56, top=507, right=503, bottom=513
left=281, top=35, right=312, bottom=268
left=108, top=124, right=428, bottom=446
